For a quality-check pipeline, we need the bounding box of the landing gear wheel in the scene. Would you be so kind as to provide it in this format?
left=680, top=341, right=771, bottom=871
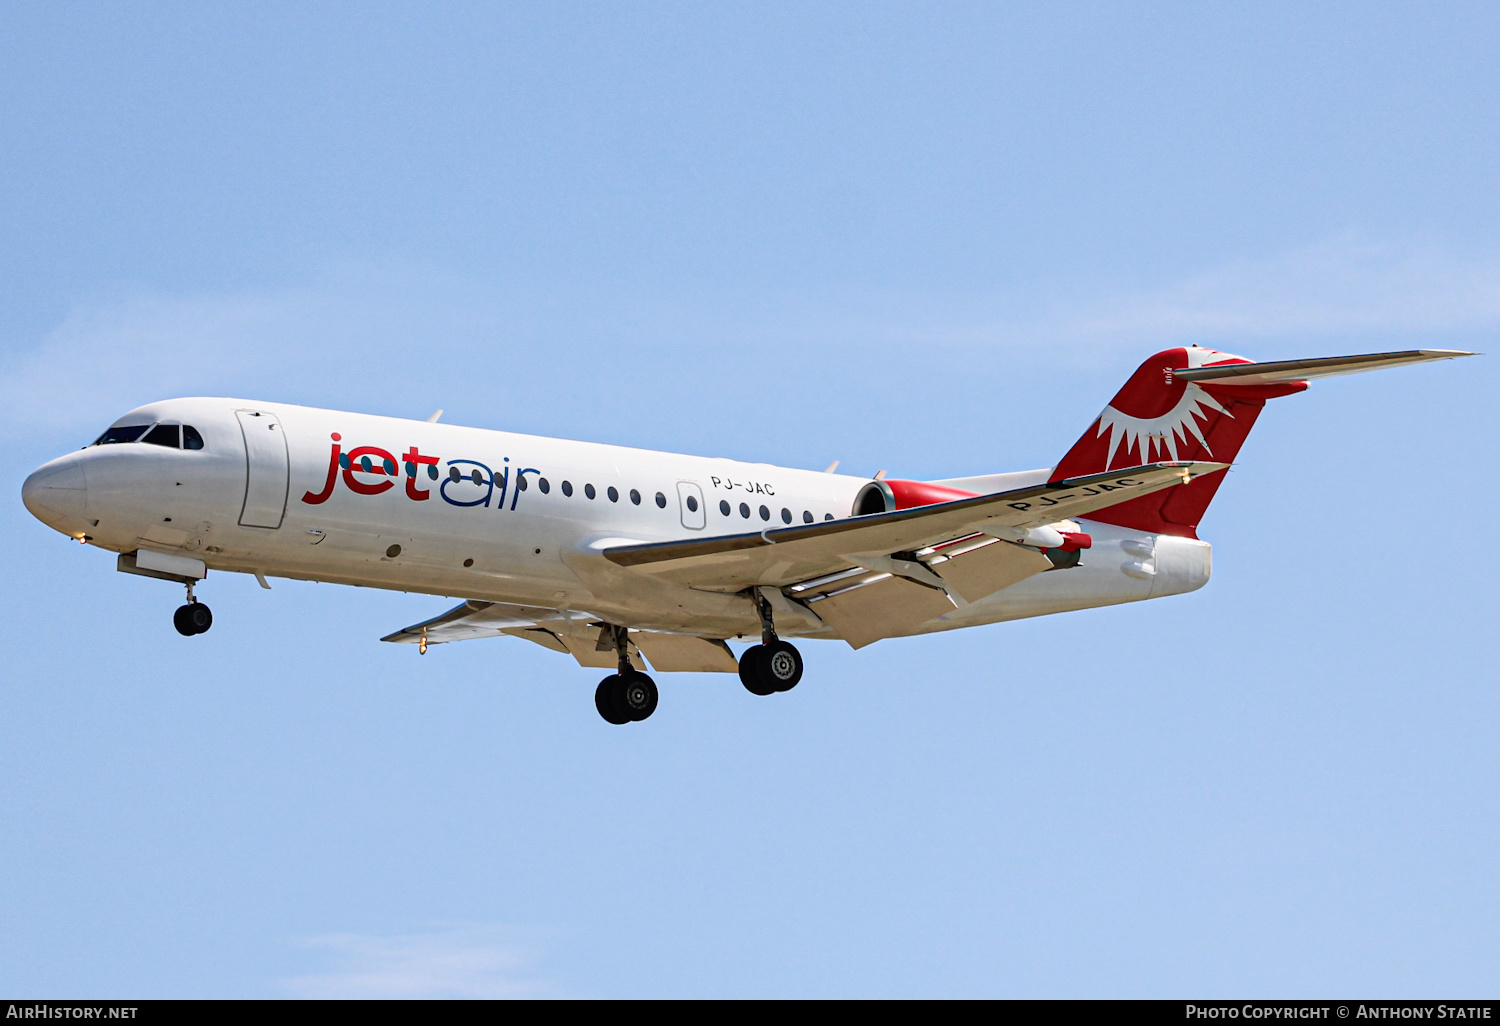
left=595, top=675, right=631, bottom=725
left=618, top=670, right=658, bottom=721
left=738, top=645, right=775, bottom=695
left=739, top=641, right=803, bottom=694
left=173, top=602, right=213, bottom=636
left=762, top=639, right=803, bottom=691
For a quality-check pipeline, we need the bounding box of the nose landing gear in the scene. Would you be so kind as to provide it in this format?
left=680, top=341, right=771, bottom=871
left=173, top=580, right=213, bottom=636
left=595, top=625, right=658, bottom=724
left=739, top=589, right=804, bottom=695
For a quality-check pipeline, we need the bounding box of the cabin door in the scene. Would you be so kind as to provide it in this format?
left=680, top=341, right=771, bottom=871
left=236, top=410, right=290, bottom=528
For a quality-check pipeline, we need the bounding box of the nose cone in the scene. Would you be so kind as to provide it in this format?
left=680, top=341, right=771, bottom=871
left=23, top=459, right=89, bottom=530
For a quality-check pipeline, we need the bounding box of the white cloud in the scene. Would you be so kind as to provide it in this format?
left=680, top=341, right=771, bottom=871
left=282, top=925, right=556, bottom=999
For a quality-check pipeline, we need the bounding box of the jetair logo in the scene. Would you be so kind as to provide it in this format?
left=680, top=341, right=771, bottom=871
left=302, top=434, right=539, bottom=510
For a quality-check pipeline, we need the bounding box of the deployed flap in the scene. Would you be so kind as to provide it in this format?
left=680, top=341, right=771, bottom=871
left=557, top=633, right=633, bottom=669
left=810, top=574, right=956, bottom=649
left=633, top=633, right=739, bottom=673
left=931, top=539, right=1053, bottom=603
left=500, top=626, right=570, bottom=654
left=1172, top=349, right=1474, bottom=387
left=603, top=462, right=1220, bottom=592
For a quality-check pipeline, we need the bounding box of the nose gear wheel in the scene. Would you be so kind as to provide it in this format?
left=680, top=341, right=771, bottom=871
left=173, top=602, right=213, bottom=636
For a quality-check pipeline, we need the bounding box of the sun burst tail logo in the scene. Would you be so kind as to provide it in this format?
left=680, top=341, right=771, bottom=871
left=1096, top=381, right=1232, bottom=469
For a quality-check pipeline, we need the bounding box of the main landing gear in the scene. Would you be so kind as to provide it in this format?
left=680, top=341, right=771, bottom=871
left=173, top=580, right=213, bottom=637
left=739, top=590, right=804, bottom=696
left=595, top=625, right=658, bottom=725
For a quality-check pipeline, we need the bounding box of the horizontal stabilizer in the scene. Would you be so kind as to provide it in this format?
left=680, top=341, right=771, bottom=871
left=1172, top=349, right=1474, bottom=387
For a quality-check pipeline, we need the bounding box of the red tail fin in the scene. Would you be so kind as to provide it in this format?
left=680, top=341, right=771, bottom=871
left=1051, top=346, right=1305, bottom=537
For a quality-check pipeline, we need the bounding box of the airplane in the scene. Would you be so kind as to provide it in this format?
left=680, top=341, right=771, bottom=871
left=21, top=345, right=1473, bottom=724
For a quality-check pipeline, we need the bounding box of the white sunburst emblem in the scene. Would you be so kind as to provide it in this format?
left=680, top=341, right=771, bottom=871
left=1096, top=380, right=1231, bottom=469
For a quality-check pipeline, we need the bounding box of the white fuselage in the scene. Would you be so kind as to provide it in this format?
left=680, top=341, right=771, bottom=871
left=22, top=398, right=1211, bottom=643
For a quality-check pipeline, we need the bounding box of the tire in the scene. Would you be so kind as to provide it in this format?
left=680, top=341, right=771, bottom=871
left=738, top=645, right=776, bottom=696
left=595, top=675, right=631, bottom=725
left=173, top=604, right=197, bottom=636
left=762, top=640, right=803, bottom=691
left=186, top=603, right=213, bottom=634
left=618, top=671, right=658, bottom=721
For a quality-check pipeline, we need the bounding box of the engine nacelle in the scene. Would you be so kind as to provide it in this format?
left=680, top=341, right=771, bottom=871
left=851, top=478, right=980, bottom=516
left=851, top=478, right=1093, bottom=570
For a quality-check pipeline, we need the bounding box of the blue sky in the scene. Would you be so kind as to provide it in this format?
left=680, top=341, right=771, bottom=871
left=2, top=1, right=1497, bottom=997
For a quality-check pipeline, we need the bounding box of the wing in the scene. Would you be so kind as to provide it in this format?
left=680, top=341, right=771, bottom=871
left=380, top=599, right=551, bottom=643
left=386, top=463, right=1220, bottom=658
left=380, top=599, right=736, bottom=672
left=603, top=462, right=1224, bottom=593
left=1173, top=348, right=1474, bottom=387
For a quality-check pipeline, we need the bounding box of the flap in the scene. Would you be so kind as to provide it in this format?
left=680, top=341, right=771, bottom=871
left=602, top=462, right=1221, bottom=592
left=500, top=626, right=570, bottom=654
left=557, top=630, right=641, bottom=669
left=633, top=633, right=739, bottom=672
left=809, top=574, right=957, bottom=649
left=930, top=538, right=1054, bottom=603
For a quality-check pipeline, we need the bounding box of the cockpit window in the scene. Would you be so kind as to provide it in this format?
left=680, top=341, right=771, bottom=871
left=142, top=424, right=181, bottom=448
left=90, top=422, right=206, bottom=449
left=92, top=424, right=150, bottom=445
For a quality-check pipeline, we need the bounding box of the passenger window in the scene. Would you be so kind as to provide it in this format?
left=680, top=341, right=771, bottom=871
left=759, top=505, right=770, bottom=521
left=562, top=481, right=573, bottom=497
left=686, top=495, right=698, bottom=512
left=182, top=425, right=205, bottom=450
left=449, top=466, right=461, bottom=482
left=470, top=469, right=483, bottom=485
left=630, top=489, right=641, bottom=505
left=538, top=477, right=550, bottom=493
left=142, top=424, right=180, bottom=448
left=739, top=502, right=750, bottom=518
left=655, top=491, right=667, bottom=508
left=803, top=511, right=813, bottom=523
left=92, top=424, right=150, bottom=445
left=608, top=486, right=619, bottom=502
left=719, top=500, right=731, bottom=516
left=780, top=508, right=791, bottom=523
left=824, top=513, right=834, bottom=520
left=585, top=483, right=596, bottom=500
